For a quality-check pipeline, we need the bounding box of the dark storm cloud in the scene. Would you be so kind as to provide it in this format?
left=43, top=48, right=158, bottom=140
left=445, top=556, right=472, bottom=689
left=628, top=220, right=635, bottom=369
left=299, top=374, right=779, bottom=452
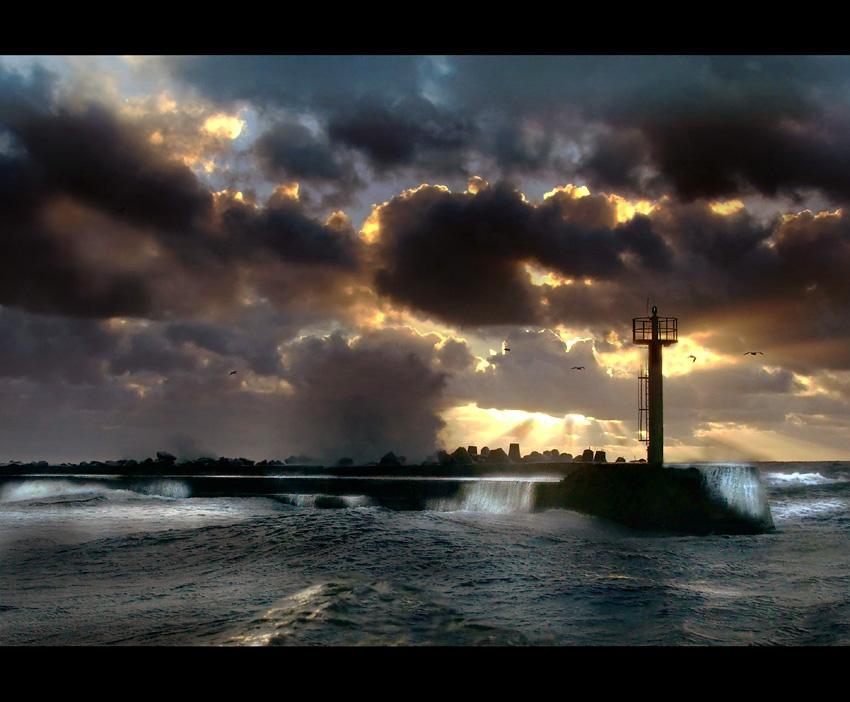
left=109, top=325, right=200, bottom=377
left=165, top=320, right=284, bottom=377
left=0, top=70, right=155, bottom=317
left=529, top=198, right=850, bottom=374
left=279, top=331, right=448, bottom=463
left=3, top=97, right=214, bottom=235
left=0, top=308, right=115, bottom=385
left=327, top=95, right=473, bottom=175
left=577, top=127, right=657, bottom=198
left=0, top=214, right=153, bottom=319
left=435, top=337, right=476, bottom=374
left=370, top=181, right=671, bottom=327
left=253, top=118, right=361, bottom=186
left=575, top=56, right=850, bottom=205
left=0, top=64, right=366, bottom=323
left=163, top=56, right=424, bottom=110
left=0, top=322, right=463, bottom=464
left=0, top=66, right=210, bottom=317
left=539, top=199, right=778, bottom=330
left=636, top=109, right=850, bottom=204
left=163, top=55, right=850, bottom=208
left=359, top=173, right=850, bottom=376
left=219, top=190, right=360, bottom=268
left=487, top=118, right=565, bottom=175
left=614, top=214, right=674, bottom=273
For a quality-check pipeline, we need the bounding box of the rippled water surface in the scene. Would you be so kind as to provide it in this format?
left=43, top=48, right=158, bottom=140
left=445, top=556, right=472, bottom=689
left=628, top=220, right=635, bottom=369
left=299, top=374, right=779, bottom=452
left=0, top=462, right=847, bottom=645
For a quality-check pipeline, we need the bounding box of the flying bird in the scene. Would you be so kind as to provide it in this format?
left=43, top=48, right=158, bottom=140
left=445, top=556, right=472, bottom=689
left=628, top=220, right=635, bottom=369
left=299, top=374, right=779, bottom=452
left=571, top=366, right=585, bottom=370
left=743, top=351, right=764, bottom=356
left=229, top=370, right=238, bottom=375
left=502, top=341, right=510, bottom=352
left=688, top=355, right=697, bottom=362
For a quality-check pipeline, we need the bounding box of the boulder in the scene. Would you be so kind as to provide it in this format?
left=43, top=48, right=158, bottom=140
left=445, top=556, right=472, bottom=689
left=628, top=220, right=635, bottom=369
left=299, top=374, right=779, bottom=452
left=451, top=447, right=475, bottom=464
left=379, top=452, right=402, bottom=466
left=285, top=454, right=315, bottom=465
left=508, top=443, right=522, bottom=462
left=157, top=451, right=176, bottom=461
left=437, top=449, right=454, bottom=465
left=485, top=447, right=510, bottom=463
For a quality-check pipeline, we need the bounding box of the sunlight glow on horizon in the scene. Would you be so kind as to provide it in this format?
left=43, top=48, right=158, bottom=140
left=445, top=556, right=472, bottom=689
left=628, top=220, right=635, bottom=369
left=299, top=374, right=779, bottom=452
left=439, top=403, right=642, bottom=460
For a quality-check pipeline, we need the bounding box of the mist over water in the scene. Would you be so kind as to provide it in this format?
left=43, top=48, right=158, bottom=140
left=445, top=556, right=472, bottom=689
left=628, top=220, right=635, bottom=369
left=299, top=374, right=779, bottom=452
left=0, top=462, right=847, bottom=646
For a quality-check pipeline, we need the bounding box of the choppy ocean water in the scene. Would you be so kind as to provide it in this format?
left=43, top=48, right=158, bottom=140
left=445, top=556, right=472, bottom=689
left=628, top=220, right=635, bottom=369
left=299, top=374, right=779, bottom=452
left=0, top=462, right=847, bottom=646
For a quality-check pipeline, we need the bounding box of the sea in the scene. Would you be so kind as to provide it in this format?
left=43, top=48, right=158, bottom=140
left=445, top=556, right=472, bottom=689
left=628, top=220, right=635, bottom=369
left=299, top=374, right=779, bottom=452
left=0, top=461, right=847, bottom=646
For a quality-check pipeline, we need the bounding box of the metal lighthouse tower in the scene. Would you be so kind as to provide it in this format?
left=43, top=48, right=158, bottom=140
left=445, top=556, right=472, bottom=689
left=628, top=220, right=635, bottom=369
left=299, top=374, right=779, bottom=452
left=633, top=306, right=678, bottom=464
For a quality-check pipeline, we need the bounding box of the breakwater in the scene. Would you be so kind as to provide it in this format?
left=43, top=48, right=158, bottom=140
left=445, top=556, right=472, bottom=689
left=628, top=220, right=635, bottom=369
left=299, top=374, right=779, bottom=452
left=0, top=459, right=775, bottom=534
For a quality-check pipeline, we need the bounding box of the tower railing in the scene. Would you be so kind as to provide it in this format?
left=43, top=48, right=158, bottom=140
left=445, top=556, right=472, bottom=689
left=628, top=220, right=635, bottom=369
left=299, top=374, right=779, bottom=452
left=632, top=316, right=678, bottom=344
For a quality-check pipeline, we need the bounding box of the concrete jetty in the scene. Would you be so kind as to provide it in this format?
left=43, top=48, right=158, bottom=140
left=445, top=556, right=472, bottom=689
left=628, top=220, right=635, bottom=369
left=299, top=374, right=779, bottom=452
left=535, top=462, right=774, bottom=534
left=0, top=457, right=775, bottom=534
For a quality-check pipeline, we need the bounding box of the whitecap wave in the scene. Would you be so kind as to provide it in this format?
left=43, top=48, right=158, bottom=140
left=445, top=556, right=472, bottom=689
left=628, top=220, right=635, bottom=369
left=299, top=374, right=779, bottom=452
left=764, top=472, right=848, bottom=487
left=0, top=479, right=115, bottom=504
left=770, top=498, right=846, bottom=520
left=0, top=478, right=191, bottom=504
left=274, top=493, right=374, bottom=509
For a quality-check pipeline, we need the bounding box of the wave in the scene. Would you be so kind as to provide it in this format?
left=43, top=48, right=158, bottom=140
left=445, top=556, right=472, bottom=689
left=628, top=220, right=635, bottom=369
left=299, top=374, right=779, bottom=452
left=763, top=471, right=849, bottom=487
left=273, top=494, right=374, bottom=509
left=208, top=575, right=533, bottom=646
left=770, top=498, right=846, bottom=521
left=0, top=478, right=191, bottom=505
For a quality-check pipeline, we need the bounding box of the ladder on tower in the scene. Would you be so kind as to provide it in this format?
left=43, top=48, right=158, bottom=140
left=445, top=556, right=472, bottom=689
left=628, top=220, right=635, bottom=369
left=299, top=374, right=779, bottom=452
left=638, top=364, right=649, bottom=444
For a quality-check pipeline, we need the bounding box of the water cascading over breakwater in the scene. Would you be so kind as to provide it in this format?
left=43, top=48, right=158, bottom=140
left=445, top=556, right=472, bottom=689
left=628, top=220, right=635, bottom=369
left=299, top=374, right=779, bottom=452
left=428, top=479, right=538, bottom=513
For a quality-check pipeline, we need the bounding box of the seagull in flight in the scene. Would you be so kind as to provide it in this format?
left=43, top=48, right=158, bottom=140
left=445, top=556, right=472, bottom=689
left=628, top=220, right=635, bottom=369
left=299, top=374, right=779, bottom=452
left=229, top=370, right=238, bottom=375
left=743, top=351, right=764, bottom=356
left=571, top=366, right=585, bottom=370
left=687, top=355, right=697, bottom=362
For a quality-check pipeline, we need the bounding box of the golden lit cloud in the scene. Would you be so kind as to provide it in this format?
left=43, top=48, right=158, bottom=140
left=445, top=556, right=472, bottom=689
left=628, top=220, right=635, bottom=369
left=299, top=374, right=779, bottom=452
left=525, top=263, right=573, bottom=287
left=360, top=206, right=381, bottom=243
left=542, top=184, right=656, bottom=224
left=550, top=326, right=592, bottom=352
left=543, top=184, right=589, bottom=200
left=781, top=208, right=842, bottom=224
left=709, top=199, right=745, bottom=215
left=467, top=175, right=488, bottom=193
left=203, top=113, right=245, bottom=140
left=606, top=193, right=656, bottom=223
left=272, top=182, right=299, bottom=201
left=655, top=334, right=739, bottom=377
left=326, top=210, right=351, bottom=229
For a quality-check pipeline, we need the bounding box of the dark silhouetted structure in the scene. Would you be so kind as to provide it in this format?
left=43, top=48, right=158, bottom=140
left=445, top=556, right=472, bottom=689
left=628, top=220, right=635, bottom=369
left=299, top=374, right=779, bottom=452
left=634, top=305, right=677, bottom=464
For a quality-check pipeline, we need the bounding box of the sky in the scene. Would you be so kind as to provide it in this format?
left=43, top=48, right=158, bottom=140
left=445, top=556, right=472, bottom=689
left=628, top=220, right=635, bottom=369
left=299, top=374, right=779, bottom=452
left=2, top=54, right=850, bottom=465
